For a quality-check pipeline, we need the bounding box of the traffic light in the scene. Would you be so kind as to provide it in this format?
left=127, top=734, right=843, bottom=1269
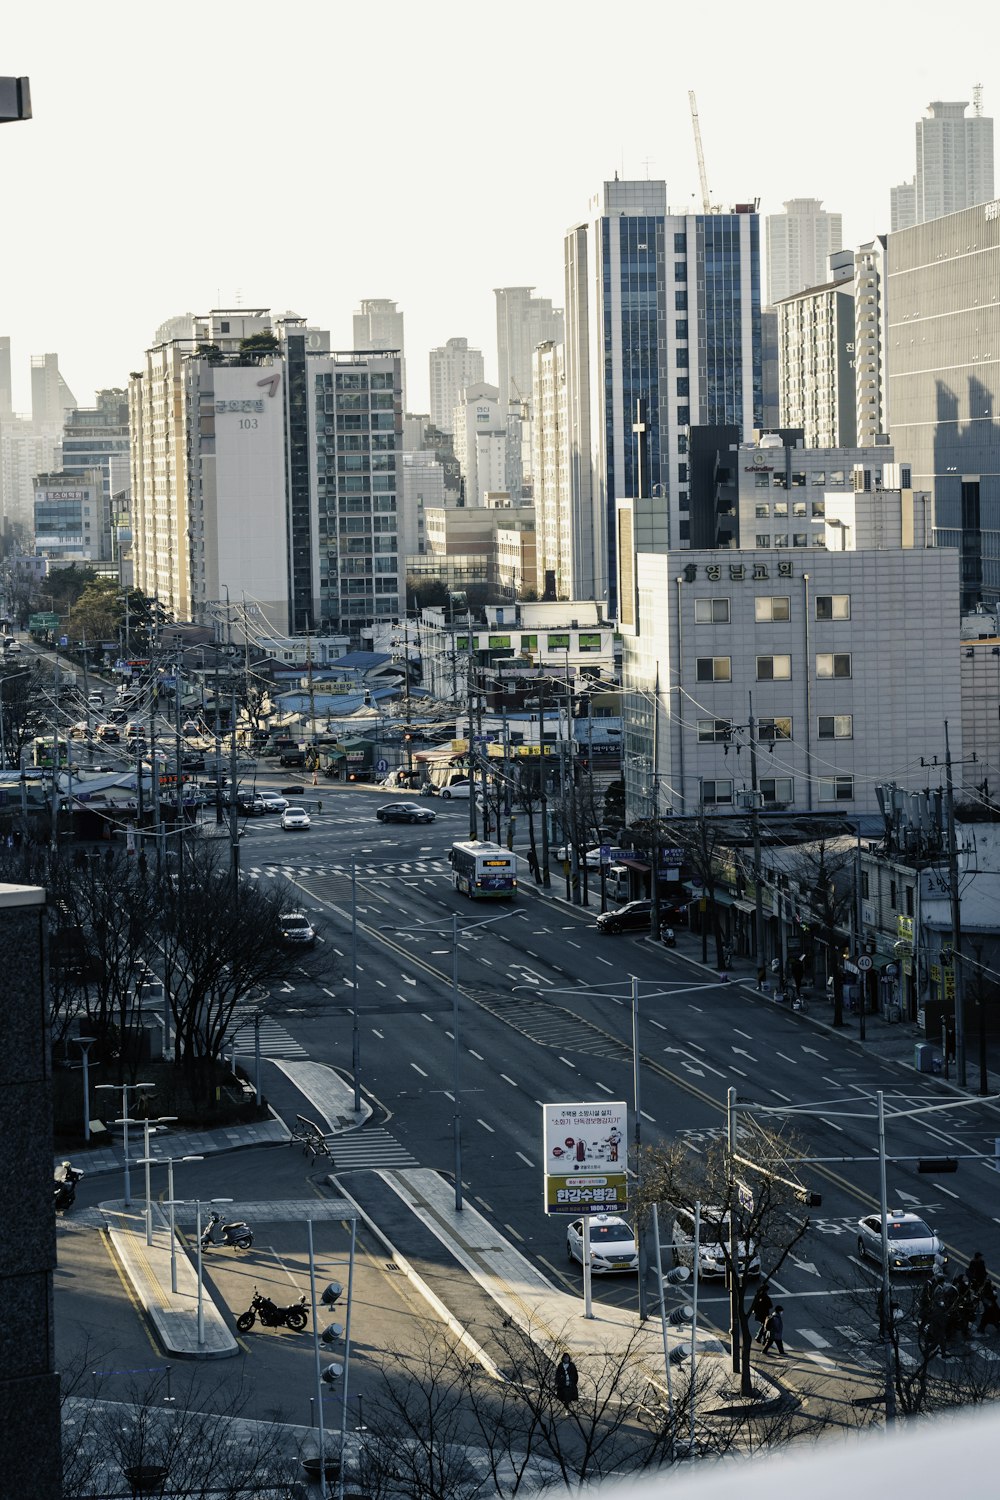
left=796, top=1187, right=822, bottom=1207
left=918, top=1158, right=958, bottom=1174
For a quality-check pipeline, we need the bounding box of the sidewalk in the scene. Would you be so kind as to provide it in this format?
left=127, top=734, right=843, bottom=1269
left=87, top=1063, right=365, bottom=1358
left=339, top=1166, right=784, bottom=1415
left=55, top=1113, right=290, bottom=1180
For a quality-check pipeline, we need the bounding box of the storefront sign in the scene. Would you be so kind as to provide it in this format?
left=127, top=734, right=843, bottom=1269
left=684, top=560, right=793, bottom=583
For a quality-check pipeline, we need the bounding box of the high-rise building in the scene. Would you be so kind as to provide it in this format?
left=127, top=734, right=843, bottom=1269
left=494, top=287, right=564, bottom=412
left=59, top=389, right=130, bottom=504
left=531, top=340, right=571, bottom=599
left=353, top=299, right=405, bottom=408
left=564, top=178, right=762, bottom=609
left=451, top=383, right=506, bottom=508
left=887, top=200, right=1000, bottom=608
left=130, top=310, right=403, bottom=638
left=777, top=253, right=857, bottom=448
left=853, top=236, right=890, bottom=446
left=765, top=198, right=843, bottom=306
left=33, top=468, right=106, bottom=563
left=428, top=337, right=484, bottom=434
left=890, top=178, right=917, bottom=231
left=30, top=352, right=75, bottom=427
left=893, top=97, right=994, bottom=227
left=0, top=336, right=12, bottom=417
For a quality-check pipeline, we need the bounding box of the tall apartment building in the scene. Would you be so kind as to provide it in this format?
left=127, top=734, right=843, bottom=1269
left=30, top=352, right=76, bottom=427
left=0, top=348, right=76, bottom=533
left=494, top=286, right=564, bottom=412
left=765, top=198, right=843, bottom=306
left=429, top=337, right=484, bottom=434
left=531, top=340, right=571, bottom=599
left=891, top=179, right=917, bottom=231
left=0, top=337, right=12, bottom=416
left=451, top=382, right=506, bottom=507
left=565, top=180, right=762, bottom=609
left=130, top=309, right=403, bottom=638
left=891, top=97, right=994, bottom=227
left=33, top=468, right=106, bottom=563
left=853, top=236, right=889, bottom=445
left=353, top=298, right=405, bottom=408
left=777, top=260, right=857, bottom=448
left=887, top=200, right=1000, bottom=608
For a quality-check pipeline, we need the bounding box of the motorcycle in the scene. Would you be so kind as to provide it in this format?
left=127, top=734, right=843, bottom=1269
left=54, top=1163, right=84, bottom=1213
left=200, top=1210, right=254, bottom=1252
left=660, top=925, right=676, bottom=948
left=236, top=1287, right=308, bottom=1333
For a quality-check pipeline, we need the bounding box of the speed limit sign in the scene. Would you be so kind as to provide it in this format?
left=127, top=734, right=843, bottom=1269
left=857, top=955, right=873, bottom=972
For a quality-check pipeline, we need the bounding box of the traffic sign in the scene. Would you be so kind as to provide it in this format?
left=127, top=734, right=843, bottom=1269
left=736, top=1179, right=754, bottom=1214
left=857, top=955, right=874, bottom=972
left=375, top=758, right=388, bottom=774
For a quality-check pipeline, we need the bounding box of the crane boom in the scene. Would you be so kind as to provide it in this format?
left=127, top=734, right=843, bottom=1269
left=688, top=89, right=711, bottom=213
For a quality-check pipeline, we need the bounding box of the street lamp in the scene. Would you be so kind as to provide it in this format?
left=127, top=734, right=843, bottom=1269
left=138, top=1116, right=178, bottom=1245
left=164, top=1197, right=233, bottom=1347
left=138, top=1154, right=203, bottom=1292
left=94, top=1081, right=154, bottom=1206
left=71, top=1036, right=97, bottom=1143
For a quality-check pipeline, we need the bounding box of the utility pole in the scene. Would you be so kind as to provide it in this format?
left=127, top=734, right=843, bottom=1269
left=565, top=657, right=580, bottom=905
left=229, top=690, right=240, bottom=887
left=944, top=721, right=967, bottom=1086
left=149, top=691, right=161, bottom=872
left=466, top=628, right=478, bottom=840
left=305, top=626, right=316, bottom=769
left=649, top=670, right=660, bottom=933
left=174, top=657, right=184, bottom=884
left=539, top=676, right=550, bottom=887
left=747, top=694, right=765, bottom=965
left=855, top=818, right=867, bottom=1043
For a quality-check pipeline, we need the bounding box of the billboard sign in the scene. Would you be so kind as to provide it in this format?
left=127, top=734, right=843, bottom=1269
left=542, top=1100, right=628, bottom=1216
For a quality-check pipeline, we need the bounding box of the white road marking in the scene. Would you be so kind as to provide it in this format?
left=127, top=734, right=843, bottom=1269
left=799, top=1328, right=832, bottom=1349
left=734, top=1028, right=753, bottom=1039
left=478, top=1119, right=495, bottom=1133
left=770, top=1089, right=792, bottom=1102
left=821, top=1118, right=844, bottom=1132
left=469, top=1049, right=484, bottom=1061
left=375, top=979, right=387, bottom=988
left=775, top=1052, right=798, bottom=1065
left=558, top=1056, right=576, bottom=1069
left=640, top=1110, right=655, bottom=1123
left=568, top=940, right=581, bottom=949
left=650, top=1019, right=667, bottom=1031
left=731, top=1066, right=747, bottom=1078
left=421, top=1013, right=435, bottom=1023
left=501, top=1074, right=518, bottom=1087
left=410, top=1064, right=428, bottom=1077
left=372, top=1028, right=384, bottom=1039
left=516, top=1151, right=534, bottom=1168
left=596, top=1082, right=614, bottom=1094
left=935, top=1182, right=960, bottom=1199
left=504, top=1222, right=524, bottom=1242
left=597, top=956, right=614, bottom=966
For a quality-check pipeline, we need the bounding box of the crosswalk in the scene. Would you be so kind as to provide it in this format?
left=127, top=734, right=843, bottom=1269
left=475, top=993, right=632, bottom=1063
left=325, top=1126, right=419, bottom=1173
left=249, top=860, right=451, bottom=881
left=225, top=1012, right=308, bottom=1060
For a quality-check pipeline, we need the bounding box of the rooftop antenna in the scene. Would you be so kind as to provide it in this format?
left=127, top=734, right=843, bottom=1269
left=688, top=90, right=711, bottom=213
left=973, top=83, right=984, bottom=116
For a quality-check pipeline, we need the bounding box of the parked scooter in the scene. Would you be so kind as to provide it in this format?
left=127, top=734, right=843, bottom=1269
left=660, top=925, right=676, bottom=948
left=200, top=1210, right=254, bottom=1251
left=236, top=1287, right=308, bottom=1333
left=54, top=1162, right=84, bottom=1213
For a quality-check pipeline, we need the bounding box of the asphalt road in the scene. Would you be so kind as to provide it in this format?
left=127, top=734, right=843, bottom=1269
left=237, top=785, right=1000, bottom=1391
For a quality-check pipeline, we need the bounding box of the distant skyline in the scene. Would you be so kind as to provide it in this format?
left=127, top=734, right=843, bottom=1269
left=1, top=1, right=994, bottom=415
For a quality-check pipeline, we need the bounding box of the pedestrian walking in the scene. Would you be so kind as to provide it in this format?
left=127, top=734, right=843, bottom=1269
left=755, top=965, right=767, bottom=992
left=979, top=1282, right=1000, bottom=1335
left=968, top=1251, right=988, bottom=1295
left=750, top=1282, right=773, bottom=1343
left=760, top=1305, right=785, bottom=1356
left=554, top=1352, right=579, bottom=1406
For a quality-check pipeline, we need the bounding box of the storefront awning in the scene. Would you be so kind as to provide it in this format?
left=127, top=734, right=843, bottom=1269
left=617, top=856, right=650, bottom=873
left=731, top=897, right=756, bottom=914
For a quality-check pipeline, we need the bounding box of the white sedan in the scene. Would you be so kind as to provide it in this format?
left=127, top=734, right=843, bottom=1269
left=566, top=1213, right=639, bottom=1273
left=280, top=806, right=311, bottom=831
left=857, top=1210, right=941, bottom=1272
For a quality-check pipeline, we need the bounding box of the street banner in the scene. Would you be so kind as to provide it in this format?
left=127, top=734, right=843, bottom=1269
left=542, top=1101, right=628, bottom=1216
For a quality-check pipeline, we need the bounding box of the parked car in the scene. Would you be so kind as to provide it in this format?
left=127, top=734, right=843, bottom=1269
left=555, top=845, right=603, bottom=869
left=87, top=691, right=104, bottom=709
left=277, top=912, right=316, bottom=947
left=596, top=900, right=654, bottom=934
left=281, top=806, right=311, bottom=831
left=856, top=1210, right=941, bottom=1272
left=671, top=1205, right=760, bottom=1279
left=3, top=638, right=20, bottom=654
left=258, top=792, right=290, bottom=814
left=438, top=779, right=471, bottom=800
left=279, top=748, right=307, bottom=768
left=234, top=792, right=267, bottom=816
left=376, top=802, right=436, bottom=824
left=566, top=1214, right=639, bottom=1273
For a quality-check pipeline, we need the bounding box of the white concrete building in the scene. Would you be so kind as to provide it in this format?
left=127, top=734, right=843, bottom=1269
left=777, top=260, right=856, bottom=448
left=734, top=435, right=910, bottom=550
left=32, top=469, right=104, bottom=564
left=765, top=198, right=843, bottom=306
left=620, top=545, right=961, bottom=820
left=420, top=598, right=615, bottom=700
left=891, top=178, right=917, bottom=231
left=452, top=382, right=506, bottom=508
left=960, top=607, right=1000, bottom=796
left=494, top=286, right=564, bottom=413
left=914, top=98, right=994, bottom=223
left=853, top=236, right=890, bottom=445
left=353, top=299, right=405, bottom=408
left=429, top=337, right=484, bottom=435
left=531, top=340, right=571, bottom=599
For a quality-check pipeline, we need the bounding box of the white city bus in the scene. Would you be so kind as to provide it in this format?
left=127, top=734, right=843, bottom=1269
left=449, top=840, right=517, bottom=900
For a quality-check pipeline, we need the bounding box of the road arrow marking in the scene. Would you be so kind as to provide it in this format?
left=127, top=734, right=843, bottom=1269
left=789, top=1255, right=821, bottom=1277
left=802, top=1046, right=828, bottom=1059
left=732, top=1046, right=756, bottom=1060
left=681, top=1063, right=705, bottom=1077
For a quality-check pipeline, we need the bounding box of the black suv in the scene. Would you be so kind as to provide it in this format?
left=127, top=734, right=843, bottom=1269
left=596, top=900, right=654, bottom=935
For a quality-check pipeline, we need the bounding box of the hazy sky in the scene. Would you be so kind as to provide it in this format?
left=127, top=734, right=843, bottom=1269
left=2, top=2, right=995, bottom=414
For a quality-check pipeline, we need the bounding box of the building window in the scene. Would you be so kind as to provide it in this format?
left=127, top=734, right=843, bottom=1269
left=755, top=534, right=771, bottom=548
left=818, top=714, right=853, bottom=738
left=678, top=518, right=690, bottom=540
left=901, top=466, right=912, bottom=488
left=755, top=502, right=770, bottom=518
left=792, top=534, right=809, bottom=547
left=760, top=777, right=794, bottom=806
left=675, top=291, right=688, bottom=311
left=755, top=596, right=790, bottom=622
left=695, top=598, right=730, bottom=623
left=890, top=879, right=898, bottom=909
left=674, top=232, right=687, bottom=253
left=676, top=320, right=688, bottom=338
left=698, top=718, right=732, bottom=742
left=696, top=656, right=731, bottom=682
left=816, top=652, right=851, bottom=678
left=758, top=717, right=792, bottom=741
left=701, top=779, right=733, bottom=806
left=755, top=472, right=770, bottom=488
left=678, top=490, right=689, bottom=510
left=772, top=473, right=787, bottom=489
left=791, top=473, right=806, bottom=488
left=678, top=463, right=688, bottom=482
left=792, top=501, right=807, bottom=518
left=675, top=261, right=687, bottom=281
left=676, top=348, right=689, bottom=368
left=830, top=470, right=845, bottom=485
left=861, top=871, right=869, bottom=898
left=773, top=501, right=788, bottom=517
left=812, top=472, right=826, bottom=486
left=677, top=378, right=690, bottom=396
left=812, top=499, right=825, bottom=518
left=677, top=406, right=690, bottom=425
left=815, top=594, right=850, bottom=620
left=773, top=533, right=789, bottom=548
left=819, top=775, right=854, bottom=802
left=906, top=886, right=914, bottom=916
left=757, top=654, right=791, bottom=680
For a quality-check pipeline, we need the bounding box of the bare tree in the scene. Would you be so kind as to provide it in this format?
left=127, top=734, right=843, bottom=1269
left=0, top=659, right=49, bottom=768
left=637, top=1122, right=814, bottom=1399
left=784, top=838, right=856, bottom=1026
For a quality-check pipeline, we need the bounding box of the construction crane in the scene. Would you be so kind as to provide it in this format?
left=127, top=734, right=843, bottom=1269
left=688, top=90, right=711, bottom=213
